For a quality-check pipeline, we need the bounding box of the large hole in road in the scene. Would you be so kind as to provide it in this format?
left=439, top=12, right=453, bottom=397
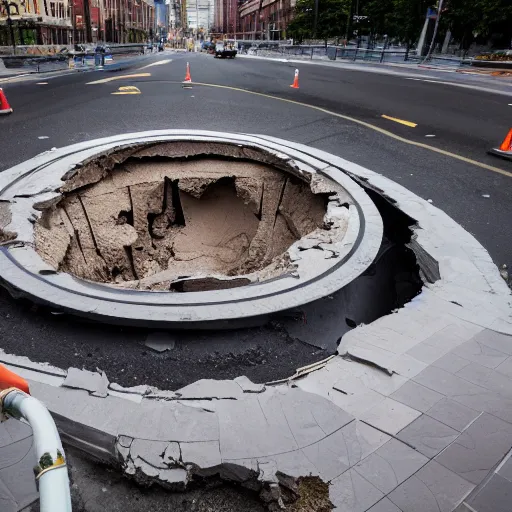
left=0, top=138, right=427, bottom=388
left=34, top=149, right=331, bottom=292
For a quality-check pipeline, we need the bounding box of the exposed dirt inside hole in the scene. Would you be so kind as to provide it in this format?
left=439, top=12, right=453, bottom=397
left=34, top=154, right=332, bottom=291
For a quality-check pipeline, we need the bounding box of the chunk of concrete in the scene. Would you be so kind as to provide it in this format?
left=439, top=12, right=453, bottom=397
left=234, top=375, right=265, bottom=393
left=180, top=441, right=221, bottom=475
left=176, top=379, right=243, bottom=400
left=62, top=367, right=109, bottom=397
left=130, top=439, right=170, bottom=469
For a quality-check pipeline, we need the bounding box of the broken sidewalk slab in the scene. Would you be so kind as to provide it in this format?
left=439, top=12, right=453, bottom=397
left=62, top=367, right=109, bottom=397
left=109, top=383, right=153, bottom=396
left=234, top=375, right=265, bottom=393
left=144, top=332, right=176, bottom=352
left=176, top=379, right=244, bottom=400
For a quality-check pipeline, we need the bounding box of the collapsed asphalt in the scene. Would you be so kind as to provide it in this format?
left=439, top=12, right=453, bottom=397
left=0, top=51, right=510, bottom=388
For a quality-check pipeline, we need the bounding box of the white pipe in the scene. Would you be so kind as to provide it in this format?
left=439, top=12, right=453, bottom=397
left=3, top=391, right=72, bottom=512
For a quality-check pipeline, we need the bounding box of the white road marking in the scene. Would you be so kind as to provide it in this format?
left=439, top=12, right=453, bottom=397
left=36, top=82, right=48, bottom=85
left=406, top=76, right=512, bottom=96
left=140, top=59, right=172, bottom=69
left=425, top=134, right=436, bottom=137
left=38, top=136, right=49, bottom=139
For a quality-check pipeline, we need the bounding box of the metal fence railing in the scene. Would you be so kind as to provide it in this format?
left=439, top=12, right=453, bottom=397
left=245, top=45, right=473, bottom=67
left=0, top=43, right=152, bottom=73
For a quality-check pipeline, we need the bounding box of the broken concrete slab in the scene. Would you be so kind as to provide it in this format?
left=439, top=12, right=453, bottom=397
left=62, top=367, right=109, bottom=397
left=234, top=375, right=265, bottom=393
left=181, top=441, right=221, bottom=474
left=130, top=439, right=170, bottom=469
left=176, top=379, right=243, bottom=400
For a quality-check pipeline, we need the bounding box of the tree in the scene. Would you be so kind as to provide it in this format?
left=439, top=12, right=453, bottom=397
left=287, top=0, right=350, bottom=43
left=443, top=0, right=512, bottom=50
left=390, top=0, right=431, bottom=47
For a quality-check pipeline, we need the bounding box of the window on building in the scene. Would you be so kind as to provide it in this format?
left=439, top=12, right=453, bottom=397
left=50, top=1, right=56, bottom=16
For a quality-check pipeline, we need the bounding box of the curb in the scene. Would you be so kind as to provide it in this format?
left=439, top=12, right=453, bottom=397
left=2, top=134, right=511, bottom=511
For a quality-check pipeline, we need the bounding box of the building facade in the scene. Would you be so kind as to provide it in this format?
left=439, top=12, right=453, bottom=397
left=238, top=0, right=294, bottom=40
left=212, top=0, right=238, bottom=37
left=0, top=0, right=156, bottom=46
left=186, top=0, right=213, bottom=34
left=0, top=0, right=73, bottom=45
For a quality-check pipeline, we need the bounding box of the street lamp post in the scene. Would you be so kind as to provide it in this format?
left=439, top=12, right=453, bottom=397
left=2, top=0, right=16, bottom=53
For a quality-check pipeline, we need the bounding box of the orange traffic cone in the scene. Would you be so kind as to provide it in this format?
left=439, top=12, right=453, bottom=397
left=0, top=88, right=12, bottom=115
left=290, top=69, right=299, bottom=89
left=183, top=62, right=192, bottom=83
left=489, top=128, right=512, bottom=161
left=0, top=364, right=30, bottom=394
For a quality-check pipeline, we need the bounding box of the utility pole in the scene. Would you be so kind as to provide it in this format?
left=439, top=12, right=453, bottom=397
left=424, top=0, right=444, bottom=61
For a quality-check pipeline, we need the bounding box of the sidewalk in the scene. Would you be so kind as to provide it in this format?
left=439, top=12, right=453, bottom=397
left=0, top=51, right=163, bottom=84
left=0, top=419, right=37, bottom=512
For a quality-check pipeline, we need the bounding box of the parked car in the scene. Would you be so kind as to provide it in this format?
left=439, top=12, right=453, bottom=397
left=214, top=42, right=237, bottom=59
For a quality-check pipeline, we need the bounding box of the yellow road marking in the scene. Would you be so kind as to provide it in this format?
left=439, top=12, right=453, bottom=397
left=111, top=85, right=141, bottom=95
left=381, top=114, right=417, bottom=128
left=182, top=81, right=512, bottom=179
left=87, top=73, right=150, bottom=85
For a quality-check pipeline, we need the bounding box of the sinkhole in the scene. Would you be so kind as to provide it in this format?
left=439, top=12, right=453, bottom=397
left=33, top=143, right=342, bottom=293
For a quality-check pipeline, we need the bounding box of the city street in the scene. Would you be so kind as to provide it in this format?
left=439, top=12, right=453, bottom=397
left=1, top=50, right=512, bottom=512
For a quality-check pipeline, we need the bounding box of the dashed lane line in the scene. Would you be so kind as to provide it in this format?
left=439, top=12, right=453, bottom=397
left=381, top=115, right=417, bottom=128
left=140, top=59, right=172, bottom=69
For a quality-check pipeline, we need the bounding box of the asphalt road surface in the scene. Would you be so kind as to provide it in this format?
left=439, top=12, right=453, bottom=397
left=0, top=51, right=511, bottom=389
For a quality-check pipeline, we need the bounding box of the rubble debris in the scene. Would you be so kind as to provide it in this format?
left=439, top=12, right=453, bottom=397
left=108, top=383, right=153, bottom=396
left=340, top=350, right=394, bottom=376
left=62, top=367, right=109, bottom=397
left=283, top=476, right=334, bottom=512
left=114, top=432, right=329, bottom=511
left=234, top=375, right=266, bottom=393
left=266, top=356, right=335, bottom=385
left=176, top=379, right=243, bottom=400
left=32, top=144, right=349, bottom=292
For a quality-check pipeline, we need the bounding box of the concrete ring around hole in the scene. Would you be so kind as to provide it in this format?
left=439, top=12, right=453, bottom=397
left=0, top=131, right=383, bottom=327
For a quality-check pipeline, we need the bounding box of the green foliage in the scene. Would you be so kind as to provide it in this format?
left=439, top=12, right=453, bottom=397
left=287, top=0, right=512, bottom=48
left=288, top=0, right=350, bottom=42
left=443, top=0, right=512, bottom=49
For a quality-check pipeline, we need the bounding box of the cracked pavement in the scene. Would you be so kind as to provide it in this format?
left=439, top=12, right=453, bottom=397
left=0, top=52, right=511, bottom=512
